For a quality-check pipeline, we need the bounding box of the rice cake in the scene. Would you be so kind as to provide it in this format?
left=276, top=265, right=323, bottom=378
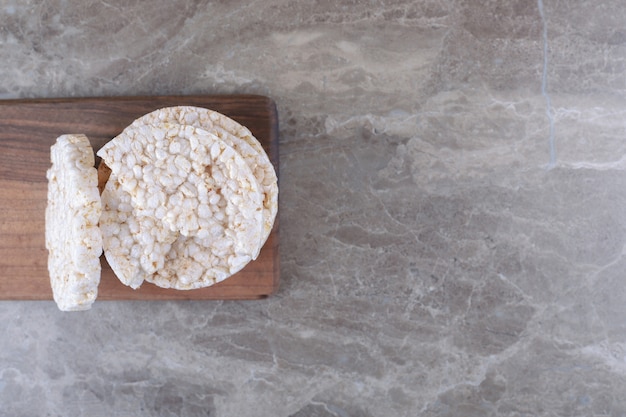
left=97, top=122, right=265, bottom=289
left=45, top=134, right=102, bottom=311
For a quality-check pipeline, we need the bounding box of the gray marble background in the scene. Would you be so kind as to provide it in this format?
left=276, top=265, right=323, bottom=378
left=2, top=0, right=626, bottom=416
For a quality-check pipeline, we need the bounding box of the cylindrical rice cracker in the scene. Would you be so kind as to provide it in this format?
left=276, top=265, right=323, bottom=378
left=46, top=134, right=103, bottom=311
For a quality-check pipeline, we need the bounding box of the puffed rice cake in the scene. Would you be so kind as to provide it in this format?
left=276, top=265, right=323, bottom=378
left=45, top=134, right=102, bottom=311
left=97, top=122, right=265, bottom=289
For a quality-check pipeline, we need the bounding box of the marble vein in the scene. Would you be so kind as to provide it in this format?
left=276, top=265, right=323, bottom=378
left=538, top=0, right=556, bottom=167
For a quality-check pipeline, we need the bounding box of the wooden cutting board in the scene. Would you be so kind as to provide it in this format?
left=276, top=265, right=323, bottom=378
left=0, top=95, right=279, bottom=300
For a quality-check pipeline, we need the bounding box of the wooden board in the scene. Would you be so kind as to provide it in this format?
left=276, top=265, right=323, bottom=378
left=0, top=95, right=279, bottom=300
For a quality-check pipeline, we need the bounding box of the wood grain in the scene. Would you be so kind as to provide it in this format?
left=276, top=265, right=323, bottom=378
left=0, top=95, right=279, bottom=300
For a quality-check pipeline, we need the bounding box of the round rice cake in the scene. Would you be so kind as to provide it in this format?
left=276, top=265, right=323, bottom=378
left=130, top=106, right=278, bottom=247
left=45, top=134, right=102, bottom=311
left=97, top=122, right=264, bottom=288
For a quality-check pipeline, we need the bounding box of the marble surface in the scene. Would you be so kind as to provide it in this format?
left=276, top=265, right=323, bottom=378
left=2, top=0, right=626, bottom=415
